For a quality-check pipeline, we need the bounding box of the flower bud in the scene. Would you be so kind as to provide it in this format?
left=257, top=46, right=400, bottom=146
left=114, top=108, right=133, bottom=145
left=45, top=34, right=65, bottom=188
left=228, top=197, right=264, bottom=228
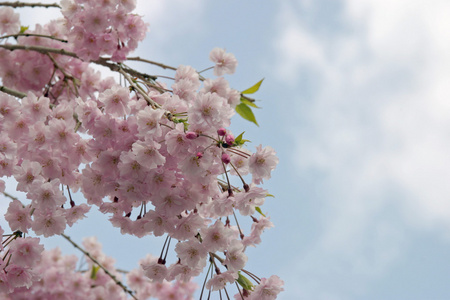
left=185, top=131, right=198, bottom=139
left=217, top=128, right=226, bottom=136
left=196, top=152, right=203, bottom=159
left=225, top=134, right=235, bottom=145
left=221, top=152, right=231, bottom=164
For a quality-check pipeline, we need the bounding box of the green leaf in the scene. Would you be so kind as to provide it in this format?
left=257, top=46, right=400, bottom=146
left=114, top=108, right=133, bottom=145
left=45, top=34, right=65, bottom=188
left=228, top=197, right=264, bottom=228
left=90, top=265, right=100, bottom=279
left=235, top=131, right=245, bottom=144
left=255, top=207, right=266, bottom=217
left=235, top=103, right=259, bottom=126
left=241, top=78, right=264, bottom=94
left=19, top=26, right=29, bottom=34
left=236, top=272, right=254, bottom=291
left=240, top=97, right=260, bottom=108
left=266, top=193, right=275, bottom=198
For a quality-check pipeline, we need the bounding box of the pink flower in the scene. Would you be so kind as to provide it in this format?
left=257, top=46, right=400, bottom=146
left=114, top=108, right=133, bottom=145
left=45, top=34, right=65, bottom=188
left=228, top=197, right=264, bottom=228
left=249, top=145, right=279, bottom=184
left=0, top=7, right=20, bottom=35
left=99, top=85, right=132, bottom=117
left=5, top=199, right=32, bottom=233
left=188, top=92, right=234, bottom=131
left=136, top=106, right=165, bottom=138
left=21, top=93, right=51, bottom=123
left=209, top=48, right=238, bottom=76
left=175, top=65, right=200, bottom=87
left=174, top=239, right=207, bottom=269
left=132, top=139, right=165, bottom=170
left=167, top=263, right=202, bottom=282
left=223, top=240, right=247, bottom=273
left=65, top=203, right=91, bottom=227
left=10, top=237, right=44, bottom=268
left=32, top=208, right=67, bottom=237
left=201, top=220, right=236, bottom=252
left=0, top=92, right=20, bottom=124
left=248, top=275, right=284, bottom=300
left=141, top=260, right=168, bottom=283
left=15, top=159, right=44, bottom=193
left=28, top=179, right=66, bottom=210
left=5, top=265, right=36, bottom=289
left=205, top=271, right=238, bottom=291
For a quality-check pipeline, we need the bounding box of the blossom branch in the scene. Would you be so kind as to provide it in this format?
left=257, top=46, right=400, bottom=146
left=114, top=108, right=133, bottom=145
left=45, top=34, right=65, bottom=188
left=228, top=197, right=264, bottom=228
left=0, top=43, right=77, bottom=57
left=0, top=33, right=67, bottom=43
left=0, top=44, right=158, bottom=83
left=0, top=85, right=26, bottom=98
left=125, top=56, right=177, bottom=71
left=61, top=233, right=138, bottom=300
left=117, top=67, right=161, bottom=109
left=0, top=1, right=61, bottom=8
left=95, top=57, right=157, bottom=81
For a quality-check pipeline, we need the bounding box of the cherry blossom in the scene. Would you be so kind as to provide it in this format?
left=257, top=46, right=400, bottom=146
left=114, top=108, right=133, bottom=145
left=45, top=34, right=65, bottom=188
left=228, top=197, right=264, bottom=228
left=0, top=0, right=283, bottom=298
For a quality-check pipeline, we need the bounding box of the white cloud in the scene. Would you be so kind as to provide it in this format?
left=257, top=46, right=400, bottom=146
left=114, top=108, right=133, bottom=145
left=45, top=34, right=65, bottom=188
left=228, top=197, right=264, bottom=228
left=274, top=0, right=450, bottom=298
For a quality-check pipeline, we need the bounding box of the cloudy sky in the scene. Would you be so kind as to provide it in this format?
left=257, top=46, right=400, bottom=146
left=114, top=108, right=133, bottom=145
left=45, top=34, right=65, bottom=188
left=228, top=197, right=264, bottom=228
left=3, top=0, right=450, bottom=299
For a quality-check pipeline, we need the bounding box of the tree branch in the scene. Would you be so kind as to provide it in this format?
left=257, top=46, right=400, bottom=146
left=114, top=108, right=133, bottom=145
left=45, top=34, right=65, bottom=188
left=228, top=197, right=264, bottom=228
left=0, top=1, right=61, bottom=8
left=0, top=33, right=67, bottom=43
left=61, top=233, right=138, bottom=300
left=0, top=43, right=77, bottom=58
left=0, top=86, right=26, bottom=98
left=125, top=56, right=177, bottom=71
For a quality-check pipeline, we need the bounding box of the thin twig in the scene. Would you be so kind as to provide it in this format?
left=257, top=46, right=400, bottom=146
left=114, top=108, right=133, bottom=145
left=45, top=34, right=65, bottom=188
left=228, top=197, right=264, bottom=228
left=125, top=56, right=177, bottom=71
left=0, top=1, right=61, bottom=8
left=0, top=33, right=67, bottom=43
left=0, top=86, right=26, bottom=98
left=118, top=68, right=161, bottom=109
left=61, top=233, right=138, bottom=300
left=94, top=57, right=157, bottom=81
left=0, top=43, right=77, bottom=57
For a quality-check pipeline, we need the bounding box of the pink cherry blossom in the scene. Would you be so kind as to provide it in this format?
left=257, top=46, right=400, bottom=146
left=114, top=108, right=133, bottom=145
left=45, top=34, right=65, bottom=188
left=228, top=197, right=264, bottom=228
left=209, top=48, right=238, bottom=76
left=249, top=145, right=279, bottom=184
left=0, top=7, right=20, bottom=35
left=9, top=237, right=44, bottom=268
left=248, top=275, right=284, bottom=300
left=205, top=270, right=238, bottom=291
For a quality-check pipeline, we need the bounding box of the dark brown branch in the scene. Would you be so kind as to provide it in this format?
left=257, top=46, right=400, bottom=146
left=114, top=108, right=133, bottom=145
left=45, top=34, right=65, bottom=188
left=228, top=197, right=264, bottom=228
left=94, top=57, right=157, bottom=81
left=125, top=56, right=177, bottom=71
left=0, top=1, right=61, bottom=8
left=0, top=43, right=77, bottom=58
left=0, top=33, right=67, bottom=43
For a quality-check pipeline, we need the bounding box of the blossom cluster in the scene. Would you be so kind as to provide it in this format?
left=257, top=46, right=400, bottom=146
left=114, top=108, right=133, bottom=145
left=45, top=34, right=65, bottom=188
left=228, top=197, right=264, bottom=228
left=0, top=0, right=284, bottom=299
left=61, top=0, right=147, bottom=61
left=0, top=235, right=197, bottom=299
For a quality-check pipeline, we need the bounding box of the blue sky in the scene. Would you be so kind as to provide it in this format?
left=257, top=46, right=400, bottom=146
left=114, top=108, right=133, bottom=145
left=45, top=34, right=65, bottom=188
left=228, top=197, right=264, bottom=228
left=3, top=0, right=450, bottom=299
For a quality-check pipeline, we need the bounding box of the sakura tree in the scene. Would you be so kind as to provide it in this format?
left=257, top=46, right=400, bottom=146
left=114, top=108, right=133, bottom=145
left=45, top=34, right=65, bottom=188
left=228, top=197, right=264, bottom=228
left=0, top=0, right=284, bottom=299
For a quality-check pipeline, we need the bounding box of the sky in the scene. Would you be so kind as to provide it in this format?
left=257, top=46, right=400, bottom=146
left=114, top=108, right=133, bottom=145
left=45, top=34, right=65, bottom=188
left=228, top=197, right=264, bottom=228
left=3, top=0, right=450, bottom=299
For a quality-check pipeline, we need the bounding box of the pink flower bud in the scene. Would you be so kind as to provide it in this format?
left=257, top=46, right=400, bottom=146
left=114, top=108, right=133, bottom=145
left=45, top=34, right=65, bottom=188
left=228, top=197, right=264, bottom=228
left=185, top=131, right=198, bottom=139
left=221, top=152, right=231, bottom=164
left=225, top=134, right=235, bottom=145
left=217, top=128, right=226, bottom=136
left=196, top=152, right=203, bottom=159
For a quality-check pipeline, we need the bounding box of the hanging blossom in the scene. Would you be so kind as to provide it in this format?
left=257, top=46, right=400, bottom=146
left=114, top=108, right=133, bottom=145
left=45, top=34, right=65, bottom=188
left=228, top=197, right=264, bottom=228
left=0, top=1, right=284, bottom=299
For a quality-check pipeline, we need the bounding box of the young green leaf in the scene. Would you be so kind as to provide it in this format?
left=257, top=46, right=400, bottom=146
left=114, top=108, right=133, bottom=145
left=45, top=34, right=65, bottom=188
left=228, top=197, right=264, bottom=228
left=236, top=272, right=254, bottom=291
left=241, top=78, right=264, bottom=94
left=255, top=207, right=266, bottom=217
left=235, top=132, right=245, bottom=144
left=90, top=265, right=100, bottom=279
left=19, top=26, right=29, bottom=34
left=235, top=103, right=259, bottom=126
left=240, top=97, right=260, bottom=108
